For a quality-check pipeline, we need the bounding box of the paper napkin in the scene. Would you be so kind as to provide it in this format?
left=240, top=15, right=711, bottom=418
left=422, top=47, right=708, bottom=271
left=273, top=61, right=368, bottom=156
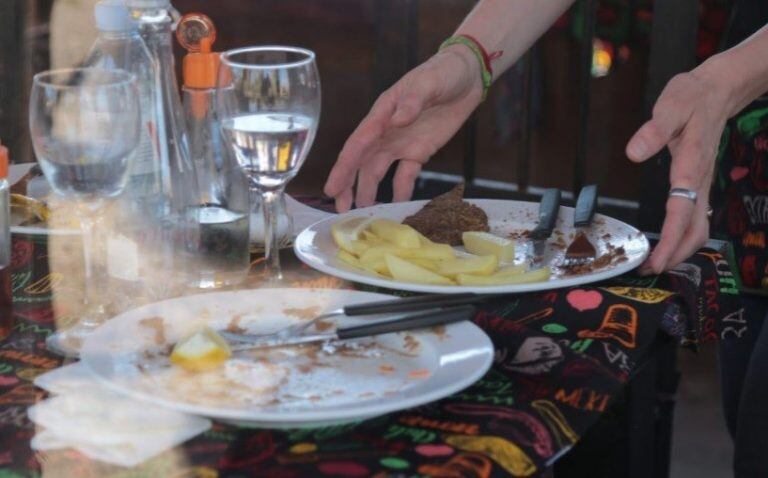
left=285, top=194, right=335, bottom=232
left=29, top=362, right=211, bottom=468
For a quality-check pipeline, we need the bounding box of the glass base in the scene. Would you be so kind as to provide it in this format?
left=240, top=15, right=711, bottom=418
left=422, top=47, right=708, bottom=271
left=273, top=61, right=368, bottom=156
left=45, top=325, right=99, bottom=358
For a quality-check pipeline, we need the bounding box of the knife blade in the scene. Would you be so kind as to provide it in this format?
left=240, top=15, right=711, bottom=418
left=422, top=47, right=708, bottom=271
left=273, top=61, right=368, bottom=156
left=528, top=188, right=561, bottom=268
left=229, top=305, right=477, bottom=351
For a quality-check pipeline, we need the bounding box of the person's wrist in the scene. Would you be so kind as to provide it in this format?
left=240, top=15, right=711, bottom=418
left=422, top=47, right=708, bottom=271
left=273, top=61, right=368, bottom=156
left=696, top=52, right=747, bottom=117
left=436, top=44, right=484, bottom=103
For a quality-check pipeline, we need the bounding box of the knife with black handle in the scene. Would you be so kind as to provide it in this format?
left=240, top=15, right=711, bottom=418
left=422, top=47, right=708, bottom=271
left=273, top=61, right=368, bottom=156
left=229, top=305, right=478, bottom=350
left=529, top=188, right=561, bottom=268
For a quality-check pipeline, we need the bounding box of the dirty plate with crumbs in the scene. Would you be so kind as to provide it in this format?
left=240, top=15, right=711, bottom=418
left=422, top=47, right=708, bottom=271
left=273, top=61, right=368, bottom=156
left=80, top=288, right=493, bottom=428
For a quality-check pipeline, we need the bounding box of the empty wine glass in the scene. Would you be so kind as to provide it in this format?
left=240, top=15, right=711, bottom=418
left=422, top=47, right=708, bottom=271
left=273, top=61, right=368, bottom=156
left=217, top=46, right=321, bottom=280
left=29, top=68, right=140, bottom=356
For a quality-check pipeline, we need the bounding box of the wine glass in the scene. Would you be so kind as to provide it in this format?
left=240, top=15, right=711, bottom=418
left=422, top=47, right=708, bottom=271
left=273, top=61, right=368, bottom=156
left=217, top=46, right=321, bottom=280
left=29, top=68, right=140, bottom=356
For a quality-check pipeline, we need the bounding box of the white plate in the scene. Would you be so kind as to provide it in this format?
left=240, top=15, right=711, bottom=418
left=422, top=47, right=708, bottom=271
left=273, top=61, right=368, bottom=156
left=9, top=163, right=80, bottom=236
left=81, top=288, right=494, bottom=428
left=294, top=199, right=650, bottom=294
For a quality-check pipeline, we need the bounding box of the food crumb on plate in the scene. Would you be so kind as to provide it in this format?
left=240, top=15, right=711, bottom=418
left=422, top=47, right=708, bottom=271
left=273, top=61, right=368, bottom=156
left=283, top=306, right=321, bottom=320
left=408, top=369, right=431, bottom=379
left=138, top=316, right=166, bottom=345
left=226, top=314, right=246, bottom=334
left=379, top=364, right=395, bottom=374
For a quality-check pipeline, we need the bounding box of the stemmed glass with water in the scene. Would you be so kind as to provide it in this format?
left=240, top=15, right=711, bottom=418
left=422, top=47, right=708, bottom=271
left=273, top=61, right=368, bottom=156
left=29, top=68, right=140, bottom=356
left=217, top=46, right=321, bottom=280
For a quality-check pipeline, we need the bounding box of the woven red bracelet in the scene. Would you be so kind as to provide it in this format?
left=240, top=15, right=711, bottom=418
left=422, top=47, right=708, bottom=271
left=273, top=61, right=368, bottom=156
left=456, top=34, right=492, bottom=75
left=439, top=34, right=503, bottom=100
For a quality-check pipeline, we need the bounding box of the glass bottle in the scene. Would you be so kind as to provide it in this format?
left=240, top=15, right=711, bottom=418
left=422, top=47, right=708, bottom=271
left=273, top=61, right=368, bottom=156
left=0, top=141, right=13, bottom=337
left=127, top=0, right=201, bottom=287
left=178, top=13, right=250, bottom=288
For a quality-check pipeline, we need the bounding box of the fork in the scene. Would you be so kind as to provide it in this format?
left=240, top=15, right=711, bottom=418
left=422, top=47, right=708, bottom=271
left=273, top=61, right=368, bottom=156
left=219, top=293, right=491, bottom=344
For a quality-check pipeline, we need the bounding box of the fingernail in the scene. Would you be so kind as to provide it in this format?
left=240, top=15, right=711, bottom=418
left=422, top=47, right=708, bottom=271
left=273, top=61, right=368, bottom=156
left=627, top=139, right=648, bottom=160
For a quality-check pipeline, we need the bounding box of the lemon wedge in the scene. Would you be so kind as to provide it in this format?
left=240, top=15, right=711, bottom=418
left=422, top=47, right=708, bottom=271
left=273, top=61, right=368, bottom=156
left=170, top=327, right=232, bottom=372
left=331, top=216, right=375, bottom=253
left=10, top=194, right=51, bottom=223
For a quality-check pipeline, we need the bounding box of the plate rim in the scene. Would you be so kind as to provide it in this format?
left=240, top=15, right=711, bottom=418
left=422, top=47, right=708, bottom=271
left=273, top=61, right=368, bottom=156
left=81, top=288, right=495, bottom=425
left=294, top=199, right=650, bottom=294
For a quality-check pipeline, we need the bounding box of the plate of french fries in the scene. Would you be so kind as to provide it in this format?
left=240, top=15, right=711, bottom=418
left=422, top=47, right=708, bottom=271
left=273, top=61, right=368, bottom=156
left=294, top=199, right=650, bottom=294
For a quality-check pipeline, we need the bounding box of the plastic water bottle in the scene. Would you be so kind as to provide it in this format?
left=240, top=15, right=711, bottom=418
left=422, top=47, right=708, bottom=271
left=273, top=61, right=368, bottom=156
left=85, top=0, right=161, bottom=201
left=82, top=0, right=171, bottom=302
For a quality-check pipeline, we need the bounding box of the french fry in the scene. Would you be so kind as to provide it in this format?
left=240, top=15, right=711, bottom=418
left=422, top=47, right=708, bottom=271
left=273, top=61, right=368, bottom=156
left=408, top=243, right=455, bottom=261
left=494, top=264, right=528, bottom=276
left=337, top=249, right=360, bottom=267
left=457, top=267, right=551, bottom=286
left=462, top=231, right=515, bottom=262
left=350, top=239, right=374, bottom=256
left=415, top=231, right=435, bottom=246
left=437, top=255, right=498, bottom=277
left=362, top=230, right=386, bottom=243
left=385, top=254, right=454, bottom=285
left=331, top=216, right=374, bottom=253
left=408, top=258, right=441, bottom=271
left=359, top=245, right=403, bottom=264
left=362, top=258, right=389, bottom=275
left=371, top=219, right=421, bottom=248
left=360, top=243, right=455, bottom=263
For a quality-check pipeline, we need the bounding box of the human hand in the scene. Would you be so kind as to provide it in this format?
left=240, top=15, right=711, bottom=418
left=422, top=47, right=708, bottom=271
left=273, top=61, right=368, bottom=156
left=626, top=61, right=732, bottom=274
left=324, top=45, right=484, bottom=212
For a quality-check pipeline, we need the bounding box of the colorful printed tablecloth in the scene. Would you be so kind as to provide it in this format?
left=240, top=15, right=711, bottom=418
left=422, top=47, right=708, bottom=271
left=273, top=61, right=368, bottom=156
left=0, top=232, right=742, bottom=477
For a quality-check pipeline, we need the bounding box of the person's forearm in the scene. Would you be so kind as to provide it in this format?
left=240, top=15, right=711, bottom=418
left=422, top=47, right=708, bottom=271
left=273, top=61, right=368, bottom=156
left=699, top=23, right=768, bottom=117
left=453, top=0, right=576, bottom=80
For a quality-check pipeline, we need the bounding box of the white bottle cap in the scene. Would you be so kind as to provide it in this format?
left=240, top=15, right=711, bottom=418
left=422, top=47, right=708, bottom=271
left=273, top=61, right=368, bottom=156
left=125, top=0, right=171, bottom=8
left=94, top=0, right=133, bottom=32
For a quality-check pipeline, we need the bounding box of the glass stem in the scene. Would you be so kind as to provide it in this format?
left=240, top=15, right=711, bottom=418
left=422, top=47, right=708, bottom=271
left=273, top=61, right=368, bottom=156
left=261, top=188, right=283, bottom=280
left=77, top=200, right=106, bottom=328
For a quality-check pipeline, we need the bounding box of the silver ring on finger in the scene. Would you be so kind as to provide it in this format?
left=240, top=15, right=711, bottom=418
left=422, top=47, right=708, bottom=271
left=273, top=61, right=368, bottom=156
left=706, top=205, right=713, bottom=218
left=669, top=187, right=698, bottom=204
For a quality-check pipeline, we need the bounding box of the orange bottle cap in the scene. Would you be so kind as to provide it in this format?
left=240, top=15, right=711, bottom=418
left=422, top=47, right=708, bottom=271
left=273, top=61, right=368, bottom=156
left=177, top=13, right=220, bottom=89
left=0, top=140, right=8, bottom=180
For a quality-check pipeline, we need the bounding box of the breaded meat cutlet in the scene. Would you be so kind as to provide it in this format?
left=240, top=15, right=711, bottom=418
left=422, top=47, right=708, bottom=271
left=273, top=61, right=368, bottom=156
left=402, top=184, right=489, bottom=245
